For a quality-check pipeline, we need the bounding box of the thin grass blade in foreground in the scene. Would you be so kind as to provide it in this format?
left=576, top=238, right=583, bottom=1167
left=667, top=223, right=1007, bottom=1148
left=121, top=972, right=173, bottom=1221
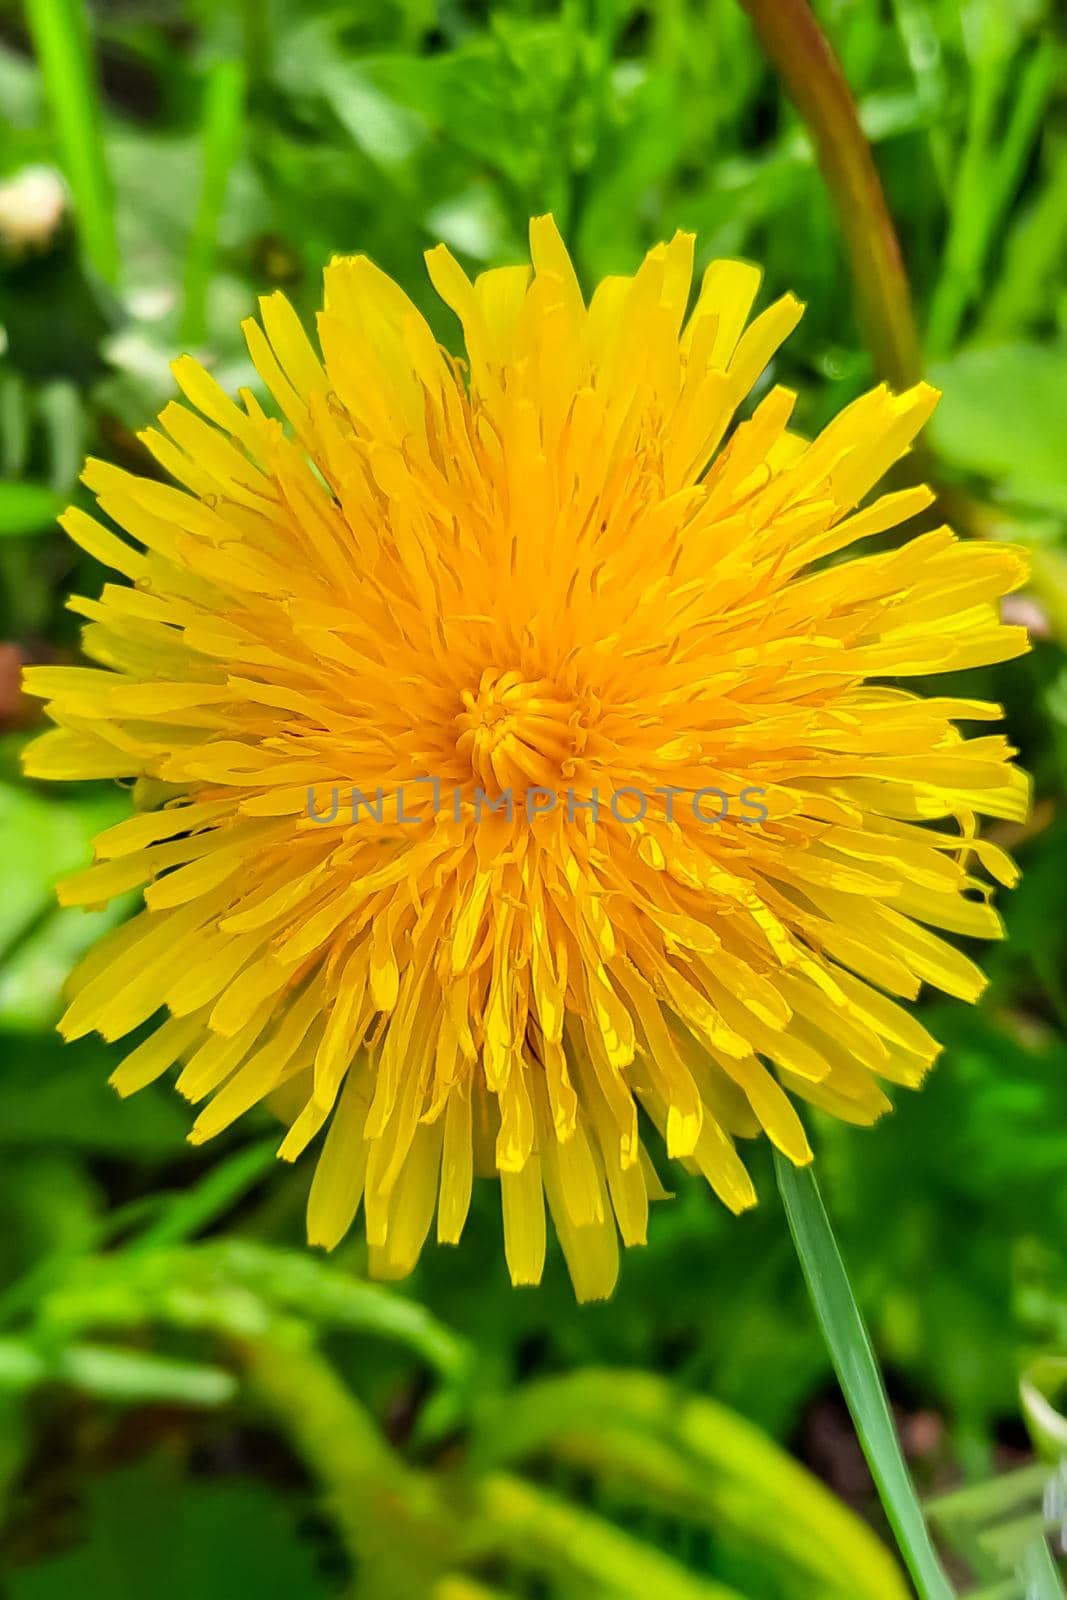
left=24, top=0, right=117, bottom=284
left=775, top=1151, right=956, bottom=1600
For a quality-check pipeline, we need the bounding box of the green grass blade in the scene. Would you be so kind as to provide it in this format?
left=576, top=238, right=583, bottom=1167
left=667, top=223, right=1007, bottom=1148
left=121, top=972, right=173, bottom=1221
left=775, top=1152, right=956, bottom=1600
left=926, top=38, right=1056, bottom=354
left=24, top=0, right=117, bottom=284
left=181, top=58, right=246, bottom=344
left=127, top=1138, right=276, bottom=1251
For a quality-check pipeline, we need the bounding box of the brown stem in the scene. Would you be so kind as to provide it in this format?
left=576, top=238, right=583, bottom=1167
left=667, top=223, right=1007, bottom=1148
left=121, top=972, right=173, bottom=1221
left=738, top=0, right=923, bottom=391
left=738, top=0, right=1067, bottom=643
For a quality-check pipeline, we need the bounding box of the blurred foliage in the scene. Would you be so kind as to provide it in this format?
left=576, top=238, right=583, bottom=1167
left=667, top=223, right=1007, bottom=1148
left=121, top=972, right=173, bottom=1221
left=0, top=0, right=1067, bottom=1594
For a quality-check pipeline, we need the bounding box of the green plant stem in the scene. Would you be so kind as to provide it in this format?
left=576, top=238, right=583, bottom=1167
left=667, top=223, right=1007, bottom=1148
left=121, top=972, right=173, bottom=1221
left=775, top=1152, right=955, bottom=1600
left=474, top=1472, right=742, bottom=1600
left=236, top=1319, right=456, bottom=1599
left=737, top=0, right=921, bottom=390
left=475, top=1368, right=909, bottom=1599
left=24, top=0, right=117, bottom=284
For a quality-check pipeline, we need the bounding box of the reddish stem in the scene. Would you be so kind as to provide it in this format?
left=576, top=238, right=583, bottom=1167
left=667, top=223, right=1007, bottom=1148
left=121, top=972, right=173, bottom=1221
left=739, top=0, right=923, bottom=391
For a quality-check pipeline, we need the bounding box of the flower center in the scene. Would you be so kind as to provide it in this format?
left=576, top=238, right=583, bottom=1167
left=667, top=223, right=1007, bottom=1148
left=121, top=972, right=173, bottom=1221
left=455, top=668, right=583, bottom=793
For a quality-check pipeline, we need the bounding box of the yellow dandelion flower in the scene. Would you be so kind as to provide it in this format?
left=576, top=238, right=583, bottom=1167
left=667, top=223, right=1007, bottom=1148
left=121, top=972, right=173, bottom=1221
left=24, top=218, right=1029, bottom=1300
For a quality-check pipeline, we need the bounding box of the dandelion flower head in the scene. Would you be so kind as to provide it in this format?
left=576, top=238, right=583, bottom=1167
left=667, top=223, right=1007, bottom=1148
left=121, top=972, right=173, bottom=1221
left=24, top=218, right=1029, bottom=1299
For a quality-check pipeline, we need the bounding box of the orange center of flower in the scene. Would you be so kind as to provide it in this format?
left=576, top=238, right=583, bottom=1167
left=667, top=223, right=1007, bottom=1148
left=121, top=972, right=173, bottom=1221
left=455, top=668, right=585, bottom=793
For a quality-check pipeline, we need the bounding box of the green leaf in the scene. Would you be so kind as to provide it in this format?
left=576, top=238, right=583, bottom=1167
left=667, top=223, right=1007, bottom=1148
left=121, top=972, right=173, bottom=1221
left=928, top=342, right=1067, bottom=509
left=0, top=1335, right=236, bottom=1406
left=181, top=1240, right=473, bottom=1380
left=0, top=1035, right=187, bottom=1154
left=0, top=897, right=132, bottom=1032
left=33, top=1240, right=471, bottom=1381
left=0, top=783, right=125, bottom=960
left=8, top=1458, right=333, bottom=1600
left=0, top=480, right=64, bottom=536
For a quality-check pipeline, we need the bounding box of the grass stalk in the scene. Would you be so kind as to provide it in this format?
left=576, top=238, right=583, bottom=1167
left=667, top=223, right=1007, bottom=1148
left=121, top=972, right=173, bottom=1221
left=738, top=0, right=921, bottom=390
left=24, top=0, right=117, bottom=284
left=775, top=1152, right=955, bottom=1600
left=181, top=58, right=246, bottom=345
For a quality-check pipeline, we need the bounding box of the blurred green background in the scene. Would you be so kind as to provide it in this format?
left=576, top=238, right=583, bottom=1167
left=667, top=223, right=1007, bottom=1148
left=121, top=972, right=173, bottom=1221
left=1, top=1, right=1067, bottom=1595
